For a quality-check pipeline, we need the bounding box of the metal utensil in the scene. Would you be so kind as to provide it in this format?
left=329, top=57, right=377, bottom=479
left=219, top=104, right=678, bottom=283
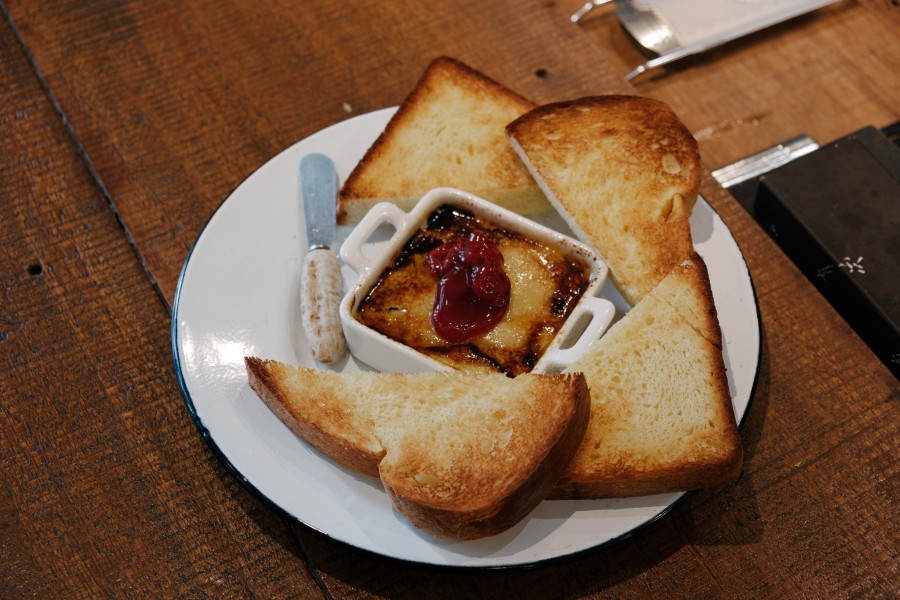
left=299, top=153, right=346, bottom=363
left=572, top=0, right=683, bottom=80
left=614, top=1, right=684, bottom=80
left=711, top=134, right=819, bottom=189
left=575, top=0, right=840, bottom=81
left=570, top=0, right=614, bottom=23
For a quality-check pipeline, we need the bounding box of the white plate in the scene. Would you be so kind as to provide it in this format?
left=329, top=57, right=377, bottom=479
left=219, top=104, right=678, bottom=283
left=172, top=108, right=760, bottom=568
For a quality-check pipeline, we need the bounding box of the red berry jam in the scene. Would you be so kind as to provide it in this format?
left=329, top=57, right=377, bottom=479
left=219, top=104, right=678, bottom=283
left=426, top=231, right=510, bottom=343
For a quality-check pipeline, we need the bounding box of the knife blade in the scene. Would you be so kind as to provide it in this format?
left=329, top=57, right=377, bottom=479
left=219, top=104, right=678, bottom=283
left=299, top=153, right=346, bottom=363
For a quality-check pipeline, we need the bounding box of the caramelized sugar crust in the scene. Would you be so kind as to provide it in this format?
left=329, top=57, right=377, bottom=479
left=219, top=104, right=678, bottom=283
left=356, top=205, right=591, bottom=376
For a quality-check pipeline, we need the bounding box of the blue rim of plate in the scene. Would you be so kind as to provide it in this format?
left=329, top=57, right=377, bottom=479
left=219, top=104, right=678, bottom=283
left=170, top=111, right=762, bottom=570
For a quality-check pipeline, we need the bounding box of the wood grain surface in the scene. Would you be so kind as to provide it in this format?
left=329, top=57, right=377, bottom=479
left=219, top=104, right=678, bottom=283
left=5, top=0, right=631, bottom=308
left=2, top=0, right=898, bottom=598
left=0, top=15, right=325, bottom=597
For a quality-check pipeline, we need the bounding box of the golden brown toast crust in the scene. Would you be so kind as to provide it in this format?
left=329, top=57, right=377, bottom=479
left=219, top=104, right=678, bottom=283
left=381, top=373, right=590, bottom=539
left=552, top=253, right=742, bottom=499
left=337, top=56, right=543, bottom=224
left=245, top=357, right=384, bottom=476
left=244, top=357, right=590, bottom=539
left=507, top=95, right=701, bottom=306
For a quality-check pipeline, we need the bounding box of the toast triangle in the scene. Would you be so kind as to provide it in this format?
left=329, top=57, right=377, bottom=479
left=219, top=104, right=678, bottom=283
left=552, top=253, right=743, bottom=499
left=245, top=358, right=590, bottom=539
left=338, top=56, right=549, bottom=224
left=507, top=95, right=701, bottom=306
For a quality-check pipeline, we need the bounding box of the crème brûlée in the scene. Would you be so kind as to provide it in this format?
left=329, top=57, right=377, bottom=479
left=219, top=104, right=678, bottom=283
left=354, top=205, right=592, bottom=376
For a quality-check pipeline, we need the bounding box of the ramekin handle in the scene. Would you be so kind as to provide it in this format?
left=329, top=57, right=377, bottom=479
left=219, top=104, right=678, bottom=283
left=538, top=297, right=617, bottom=373
left=339, top=202, right=409, bottom=275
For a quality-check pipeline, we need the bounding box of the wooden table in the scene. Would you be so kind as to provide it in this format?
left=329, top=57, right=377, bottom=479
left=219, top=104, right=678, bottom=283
left=2, top=1, right=897, bottom=597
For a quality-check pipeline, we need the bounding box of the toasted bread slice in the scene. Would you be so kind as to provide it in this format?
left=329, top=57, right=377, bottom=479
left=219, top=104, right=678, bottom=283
left=507, top=95, right=701, bottom=306
left=245, top=358, right=589, bottom=539
left=338, top=56, right=549, bottom=224
left=551, top=253, right=742, bottom=499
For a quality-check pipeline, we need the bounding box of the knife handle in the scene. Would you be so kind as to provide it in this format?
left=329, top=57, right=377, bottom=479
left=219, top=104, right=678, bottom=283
left=300, top=248, right=346, bottom=364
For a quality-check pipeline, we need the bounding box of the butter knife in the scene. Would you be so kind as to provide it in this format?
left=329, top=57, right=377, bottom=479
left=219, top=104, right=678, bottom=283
left=299, top=153, right=346, bottom=363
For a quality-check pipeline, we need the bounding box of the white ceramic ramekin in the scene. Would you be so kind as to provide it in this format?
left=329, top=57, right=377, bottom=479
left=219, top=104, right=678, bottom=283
left=338, top=187, right=614, bottom=374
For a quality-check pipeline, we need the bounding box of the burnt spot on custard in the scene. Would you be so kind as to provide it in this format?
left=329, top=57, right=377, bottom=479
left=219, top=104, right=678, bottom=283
left=392, top=234, right=444, bottom=268
left=551, top=261, right=591, bottom=316
left=425, top=344, right=513, bottom=378
left=355, top=205, right=592, bottom=376
left=426, top=204, right=478, bottom=232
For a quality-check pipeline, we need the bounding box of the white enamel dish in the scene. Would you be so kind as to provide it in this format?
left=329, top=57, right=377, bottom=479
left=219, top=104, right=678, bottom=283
left=172, top=107, right=760, bottom=568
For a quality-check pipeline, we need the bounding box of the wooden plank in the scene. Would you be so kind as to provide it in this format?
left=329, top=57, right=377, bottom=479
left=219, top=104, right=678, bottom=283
left=5, top=0, right=630, bottom=307
left=0, top=18, right=324, bottom=598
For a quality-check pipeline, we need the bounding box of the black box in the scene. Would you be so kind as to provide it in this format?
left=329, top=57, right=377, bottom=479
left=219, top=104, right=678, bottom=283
left=754, top=126, right=900, bottom=379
